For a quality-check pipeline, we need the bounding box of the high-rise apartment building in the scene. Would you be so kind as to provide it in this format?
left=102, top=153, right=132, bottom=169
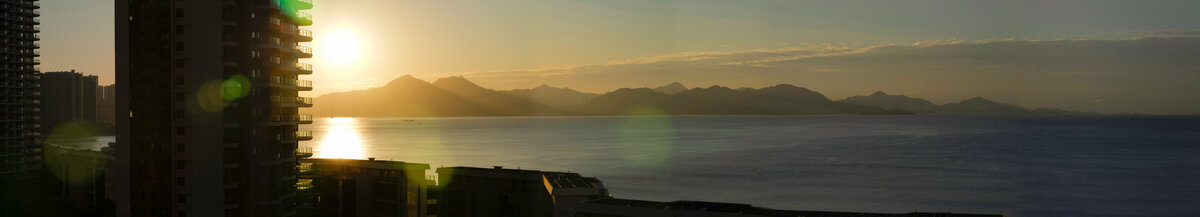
left=0, top=0, right=41, bottom=180
left=40, top=70, right=97, bottom=134
left=114, top=0, right=314, bottom=216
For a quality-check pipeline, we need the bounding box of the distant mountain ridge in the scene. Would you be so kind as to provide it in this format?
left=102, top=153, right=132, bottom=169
left=502, top=84, right=599, bottom=111
left=312, top=75, right=568, bottom=117
left=652, top=82, right=688, bottom=94
left=839, top=91, right=1078, bottom=114
left=311, top=76, right=1072, bottom=117
left=840, top=91, right=941, bottom=113
left=581, top=84, right=905, bottom=115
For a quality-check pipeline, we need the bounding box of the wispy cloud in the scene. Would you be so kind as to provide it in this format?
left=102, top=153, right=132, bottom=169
left=1148, top=30, right=1200, bottom=37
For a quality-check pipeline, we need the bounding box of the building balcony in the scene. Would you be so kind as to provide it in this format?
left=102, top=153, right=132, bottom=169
left=297, top=29, right=313, bottom=42
left=279, top=174, right=297, bottom=181
left=298, top=114, right=313, bottom=124
left=296, top=63, right=312, bottom=75
left=295, top=45, right=312, bottom=58
left=296, top=131, right=313, bottom=141
left=294, top=0, right=313, bottom=10
left=297, top=147, right=313, bottom=158
left=269, top=76, right=295, bottom=87
left=296, top=97, right=313, bottom=107
left=11, top=1, right=39, bottom=9
left=297, top=80, right=312, bottom=91
left=295, top=12, right=313, bottom=26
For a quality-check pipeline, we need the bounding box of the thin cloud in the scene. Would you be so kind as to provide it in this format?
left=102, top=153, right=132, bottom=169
left=1148, top=30, right=1200, bottom=37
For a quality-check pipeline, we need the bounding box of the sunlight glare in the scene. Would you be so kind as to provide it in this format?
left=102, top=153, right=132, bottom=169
left=314, top=117, right=367, bottom=159
left=319, top=29, right=364, bottom=66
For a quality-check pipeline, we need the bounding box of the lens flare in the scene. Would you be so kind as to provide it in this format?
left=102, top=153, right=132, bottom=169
left=196, top=80, right=227, bottom=113
left=618, top=106, right=674, bottom=168
left=45, top=121, right=97, bottom=147
left=44, top=121, right=100, bottom=185
left=221, top=75, right=251, bottom=101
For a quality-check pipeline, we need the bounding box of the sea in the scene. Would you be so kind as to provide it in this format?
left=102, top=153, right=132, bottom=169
left=290, top=114, right=1199, bottom=217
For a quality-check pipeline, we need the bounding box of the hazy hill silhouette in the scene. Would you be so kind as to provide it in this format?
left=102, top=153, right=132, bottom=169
left=583, top=84, right=907, bottom=115
left=314, top=76, right=1080, bottom=117
left=840, top=91, right=940, bottom=113
left=311, top=75, right=568, bottom=117
left=938, top=97, right=1028, bottom=113
left=502, top=84, right=599, bottom=111
left=840, top=91, right=1077, bottom=113
left=652, top=82, right=688, bottom=94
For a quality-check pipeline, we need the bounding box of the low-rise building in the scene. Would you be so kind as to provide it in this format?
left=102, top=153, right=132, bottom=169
left=436, top=166, right=610, bottom=217
left=573, top=199, right=1005, bottom=217
left=42, top=142, right=115, bottom=215
left=298, top=158, right=436, bottom=217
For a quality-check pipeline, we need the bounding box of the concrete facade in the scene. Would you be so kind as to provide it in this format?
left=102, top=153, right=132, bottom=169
left=0, top=0, right=41, bottom=180
left=115, top=0, right=314, bottom=216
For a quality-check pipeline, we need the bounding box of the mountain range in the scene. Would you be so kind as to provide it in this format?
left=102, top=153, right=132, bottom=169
left=838, top=91, right=1078, bottom=114
left=309, top=76, right=1074, bottom=117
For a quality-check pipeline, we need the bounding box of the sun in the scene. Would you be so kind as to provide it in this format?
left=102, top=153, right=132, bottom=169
left=317, top=29, right=364, bottom=66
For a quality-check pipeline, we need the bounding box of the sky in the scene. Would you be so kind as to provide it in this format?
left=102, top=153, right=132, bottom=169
left=40, top=0, right=1200, bottom=113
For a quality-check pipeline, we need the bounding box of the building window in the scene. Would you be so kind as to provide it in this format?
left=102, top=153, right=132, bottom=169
left=175, top=9, right=184, bottom=18
left=177, top=160, right=186, bottom=170
left=175, top=59, right=185, bottom=68
left=176, top=143, right=185, bottom=153
left=176, top=42, right=184, bottom=52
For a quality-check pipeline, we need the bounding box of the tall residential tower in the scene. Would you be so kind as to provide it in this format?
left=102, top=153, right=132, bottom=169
left=0, top=0, right=41, bottom=180
left=115, top=0, right=314, bottom=216
left=40, top=70, right=97, bottom=134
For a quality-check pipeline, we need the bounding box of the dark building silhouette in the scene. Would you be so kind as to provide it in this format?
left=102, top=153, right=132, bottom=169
left=573, top=199, right=1006, bottom=217
left=436, top=166, right=610, bottom=217
left=297, top=158, right=435, bottom=217
left=114, top=0, right=314, bottom=216
left=96, top=84, right=116, bottom=125
left=43, top=143, right=115, bottom=215
left=0, top=0, right=41, bottom=180
left=40, top=70, right=97, bottom=134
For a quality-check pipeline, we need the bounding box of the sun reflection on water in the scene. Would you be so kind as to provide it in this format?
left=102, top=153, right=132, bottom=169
left=313, top=117, right=367, bottom=159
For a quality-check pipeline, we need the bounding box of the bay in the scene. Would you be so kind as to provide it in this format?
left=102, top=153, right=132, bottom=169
left=300, top=114, right=1200, bottom=217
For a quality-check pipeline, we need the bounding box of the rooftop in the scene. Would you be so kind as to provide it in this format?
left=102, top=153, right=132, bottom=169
left=543, top=173, right=595, bottom=189
left=580, top=199, right=1005, bottom=217
left=302, top=158, right=430, bottom=171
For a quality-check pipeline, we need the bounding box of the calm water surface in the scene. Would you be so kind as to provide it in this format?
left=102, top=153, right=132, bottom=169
left=299, top=115, right=1200, bottom=217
